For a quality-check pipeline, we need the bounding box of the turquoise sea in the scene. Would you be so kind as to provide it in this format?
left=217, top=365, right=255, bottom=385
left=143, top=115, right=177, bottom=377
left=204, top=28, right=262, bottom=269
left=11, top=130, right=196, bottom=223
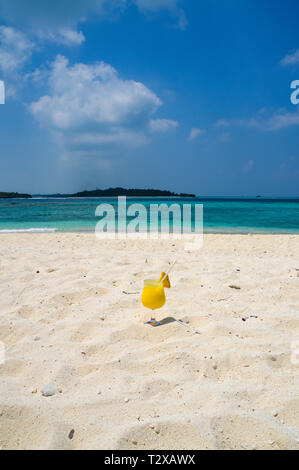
left=0, top=197, right=299, bottom=234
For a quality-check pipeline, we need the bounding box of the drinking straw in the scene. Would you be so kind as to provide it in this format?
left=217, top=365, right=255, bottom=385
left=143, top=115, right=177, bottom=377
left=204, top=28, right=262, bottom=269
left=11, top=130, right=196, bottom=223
left=160, top=259, right=177, bottom=283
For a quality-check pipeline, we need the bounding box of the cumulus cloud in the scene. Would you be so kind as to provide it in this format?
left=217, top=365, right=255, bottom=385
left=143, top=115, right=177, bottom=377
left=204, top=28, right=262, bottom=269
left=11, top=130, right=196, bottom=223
left=188, top=127, right=206, bottom=140
left=280, top=49, right=299, bottom=66
left=0, top=25, right=34, bottom=96
left=30, top=55, right=176, bottom=161
left=149, top=118, right=178, bottom=132
left=0, top=25, right=33, bottom=74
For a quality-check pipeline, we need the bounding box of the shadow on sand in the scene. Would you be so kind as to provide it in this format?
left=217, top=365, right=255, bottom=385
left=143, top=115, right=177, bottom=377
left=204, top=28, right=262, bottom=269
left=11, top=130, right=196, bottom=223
left=145, top=316, right=200, bottom=334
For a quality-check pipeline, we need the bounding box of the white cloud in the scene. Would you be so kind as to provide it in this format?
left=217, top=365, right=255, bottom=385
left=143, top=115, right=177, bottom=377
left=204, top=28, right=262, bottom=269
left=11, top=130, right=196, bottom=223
left=188, top=127, right=206, bottom=140
left=0, top=1, right=109, bottom=28
left=216, top=109, right=299, bottom=132
left=0, top=25, right=33, bottom=74
left=264, top=109, right=299, bottom=130
left=30, top=55, right=176, bottom=161
left=0, top=25, right=34, bottom=96
left=280, top=49, right=299, bottom=66
left=0, top=0, right=187, bottom=44
left=40, top=29, right=86, bottom=46
left=149, top=118, right=178, bottom=132
left=0, top=1, right=125, bottom=45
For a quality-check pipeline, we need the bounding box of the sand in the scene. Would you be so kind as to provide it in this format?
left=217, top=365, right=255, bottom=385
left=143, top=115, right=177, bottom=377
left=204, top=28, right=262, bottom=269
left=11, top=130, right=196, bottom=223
left=0, top=233, right=298, bottom=450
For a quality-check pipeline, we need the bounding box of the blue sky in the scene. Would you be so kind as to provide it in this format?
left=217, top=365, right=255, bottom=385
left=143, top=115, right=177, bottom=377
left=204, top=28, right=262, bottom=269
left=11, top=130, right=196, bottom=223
left=0, top=0, right=299, bottom=196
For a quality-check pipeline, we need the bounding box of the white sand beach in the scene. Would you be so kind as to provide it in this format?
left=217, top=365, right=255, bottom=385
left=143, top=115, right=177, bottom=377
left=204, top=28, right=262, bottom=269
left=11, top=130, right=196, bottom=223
left=0, top=233, right=298, bottom=450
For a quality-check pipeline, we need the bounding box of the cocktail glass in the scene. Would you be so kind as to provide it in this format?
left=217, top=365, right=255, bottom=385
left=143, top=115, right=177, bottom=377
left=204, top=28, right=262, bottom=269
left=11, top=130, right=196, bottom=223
left=141, top=279, right=166, bottom=326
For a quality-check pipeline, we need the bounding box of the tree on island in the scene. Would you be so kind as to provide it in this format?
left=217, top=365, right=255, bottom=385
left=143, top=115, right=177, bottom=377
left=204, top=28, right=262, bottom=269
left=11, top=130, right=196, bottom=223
left=0, top=192, right=32, bottom=199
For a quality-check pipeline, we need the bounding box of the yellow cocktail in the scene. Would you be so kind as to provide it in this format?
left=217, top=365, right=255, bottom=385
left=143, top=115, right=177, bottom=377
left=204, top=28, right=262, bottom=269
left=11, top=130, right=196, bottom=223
left=142, top=279, right=166, bottom=310
left=141, top=264, right=174, bottom=326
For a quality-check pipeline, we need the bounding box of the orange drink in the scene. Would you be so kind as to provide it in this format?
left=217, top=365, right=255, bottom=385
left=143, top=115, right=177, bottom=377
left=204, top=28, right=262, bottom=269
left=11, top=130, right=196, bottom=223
left=141, top=279, right=166, bottom=310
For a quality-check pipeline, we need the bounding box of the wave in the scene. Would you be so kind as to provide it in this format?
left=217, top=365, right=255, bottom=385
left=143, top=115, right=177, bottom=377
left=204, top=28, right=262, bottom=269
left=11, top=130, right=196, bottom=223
left=0, top=228, right=56, bottom=233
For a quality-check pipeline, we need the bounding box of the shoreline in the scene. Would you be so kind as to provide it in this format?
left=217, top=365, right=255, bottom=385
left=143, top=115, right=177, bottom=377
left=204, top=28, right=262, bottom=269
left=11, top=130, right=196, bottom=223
left=1, top=229, right=299, bottom=235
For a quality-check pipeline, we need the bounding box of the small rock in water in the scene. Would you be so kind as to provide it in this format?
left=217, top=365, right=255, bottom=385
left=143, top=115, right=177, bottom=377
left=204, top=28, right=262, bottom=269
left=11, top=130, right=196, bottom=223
left=41, top=382, right=57, bottom=397
left=68, top=429, right=75, bottom=440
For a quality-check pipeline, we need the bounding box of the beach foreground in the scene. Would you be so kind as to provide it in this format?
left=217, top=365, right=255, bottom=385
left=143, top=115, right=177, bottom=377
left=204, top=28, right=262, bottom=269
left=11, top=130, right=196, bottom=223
left=0, top=233, right=298, bottom=450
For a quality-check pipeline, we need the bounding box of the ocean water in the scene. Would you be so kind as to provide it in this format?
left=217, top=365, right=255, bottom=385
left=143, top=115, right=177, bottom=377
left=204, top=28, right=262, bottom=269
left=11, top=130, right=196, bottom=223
left=0, top=197, right=299, bottom=234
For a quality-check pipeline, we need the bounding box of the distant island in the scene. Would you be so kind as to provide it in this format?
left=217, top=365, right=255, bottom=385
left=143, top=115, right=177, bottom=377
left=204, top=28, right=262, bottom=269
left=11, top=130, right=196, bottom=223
left=2, top=188, right=196, bottom=198
left=32, top=188, right=196, bottom=198
left=0, top=192, right=32, bottom=199
left=70, top=188, right=196, bottom=198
